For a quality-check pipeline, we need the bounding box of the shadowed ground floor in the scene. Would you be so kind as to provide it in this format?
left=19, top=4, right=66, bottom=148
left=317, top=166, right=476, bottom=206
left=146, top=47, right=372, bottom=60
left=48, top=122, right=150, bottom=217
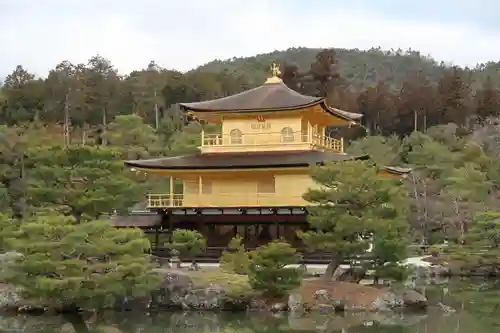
left=110, top=207, right=338, bottom=264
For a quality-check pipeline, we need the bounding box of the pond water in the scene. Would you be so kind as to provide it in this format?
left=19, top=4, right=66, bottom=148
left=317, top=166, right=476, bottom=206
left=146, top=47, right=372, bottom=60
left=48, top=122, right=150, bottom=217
left=2, top=278, right=500, bottom=333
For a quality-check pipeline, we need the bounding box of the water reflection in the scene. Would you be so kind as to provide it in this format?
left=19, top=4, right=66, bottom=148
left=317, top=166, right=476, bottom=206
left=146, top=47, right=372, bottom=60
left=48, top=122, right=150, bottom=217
left=2, top=279, right=500, bottom=333
left=0, top=311, right=476, bottom=333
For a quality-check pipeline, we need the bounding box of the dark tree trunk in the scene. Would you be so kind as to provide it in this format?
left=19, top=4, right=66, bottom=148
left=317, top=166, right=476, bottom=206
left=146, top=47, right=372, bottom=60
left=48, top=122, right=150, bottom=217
left=323, top=258, right=342, bottom=281
left=62, top=309, right=89, bottom=333
left=71, top=210, right=82, bottom=224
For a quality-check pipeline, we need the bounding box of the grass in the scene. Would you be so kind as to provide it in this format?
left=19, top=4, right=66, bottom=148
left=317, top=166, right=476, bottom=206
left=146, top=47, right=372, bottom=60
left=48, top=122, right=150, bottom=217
left=185, top=268, right=252, bottom=296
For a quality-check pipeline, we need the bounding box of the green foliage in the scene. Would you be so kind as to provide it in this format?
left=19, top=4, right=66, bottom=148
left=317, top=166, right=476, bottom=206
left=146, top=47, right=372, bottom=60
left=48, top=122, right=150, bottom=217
left=105, top=114, right=160, bottom=159
left=299, top=160, right=409, bottom=275
left=248, top=240, right=302, bottom=297
left=449, top=212, right=500, bottom=271
left=220, top=236, right=252, bottom=275
left=2, top=47, right=500, bottom=281
left=27, top=144, right=146, bottom=220
left=0, top=212, right=160, bottom=310
left=170, top=229, right=206, bottom=259
left=156, top=105, right=184, bottom=149
left=428, top=245, right=441, bottom=257
left=347, top=135, right=402, bottom=166
left=0, top=126, right=26, bottom=217
left=370, top=216, right=411, bottom=281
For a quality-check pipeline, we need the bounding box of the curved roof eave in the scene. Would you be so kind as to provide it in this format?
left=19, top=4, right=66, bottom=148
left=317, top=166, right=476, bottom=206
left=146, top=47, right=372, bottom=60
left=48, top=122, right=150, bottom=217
left=327, top=107, right=363, bottom=121
left=179, top=97, right=326, bottom=113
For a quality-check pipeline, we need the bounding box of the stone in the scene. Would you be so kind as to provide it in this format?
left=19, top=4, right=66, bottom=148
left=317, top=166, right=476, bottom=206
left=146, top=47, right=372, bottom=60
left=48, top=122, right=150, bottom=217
left=312, top=289, right=330, bottom=302
left=150, top=268, right=194, bottom=308
left=0, top=283, right=21, bottom=309
left=312, top=303, right=335, bottom=312
left=202, top=284, right=224, bottom=309
left=430, top=264, right=451, bottom=277
left=178, top=283, right=226, bottom=310
left=310, top=288, right=345, bottom=312
left=332, top=266, right=367, bottom=282
left=371, top=292, right=404, bottom=311
left=270, top=302, right=287, bottom=312
left=287, top=293, right=303, bottom=312
left=371, top=287, right=427, bottom=312
left=188, top=261, right=199, bottom=271
left=249, top=299, right=267, bottom=311
left=170, top=249, right=181, bottom=269
left=394, top=288, right=428, bottom=310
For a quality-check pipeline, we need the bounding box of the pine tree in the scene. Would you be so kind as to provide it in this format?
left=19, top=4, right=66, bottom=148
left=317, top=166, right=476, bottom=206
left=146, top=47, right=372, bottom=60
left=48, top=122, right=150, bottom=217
left=27, top=144, right=146, bottom=221
left=299, top=160, right=410, bottom=280
left=0, top=212, right=160, bottom=311
left=248, top=241, right=302, bottom=297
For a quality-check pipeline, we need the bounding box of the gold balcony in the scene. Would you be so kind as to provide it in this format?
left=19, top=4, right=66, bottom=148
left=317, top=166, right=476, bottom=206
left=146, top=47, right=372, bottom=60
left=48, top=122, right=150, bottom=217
left=146, top=193, right=307, bottom=209
left=201, top=131, right=344, bottom=153
left=147, top=194, right=184, bottom=208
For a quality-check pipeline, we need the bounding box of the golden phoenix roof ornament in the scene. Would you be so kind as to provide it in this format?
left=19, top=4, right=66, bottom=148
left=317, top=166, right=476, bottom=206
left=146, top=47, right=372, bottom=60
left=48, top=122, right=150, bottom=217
left=265, top=62, right=283, bottom=84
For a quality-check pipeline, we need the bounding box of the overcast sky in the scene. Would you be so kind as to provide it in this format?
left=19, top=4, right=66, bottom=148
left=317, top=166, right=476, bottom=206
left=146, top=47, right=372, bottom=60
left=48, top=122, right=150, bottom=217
left=1, top=0, right=499, bottom=79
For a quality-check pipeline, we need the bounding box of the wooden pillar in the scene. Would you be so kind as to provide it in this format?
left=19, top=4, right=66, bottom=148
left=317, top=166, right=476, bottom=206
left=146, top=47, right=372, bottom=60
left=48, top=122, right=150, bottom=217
left=154, top=227, right=160, bottom=252
left=166, top=212, right=173, bottom=243
left=198, top=175, right=202, bottom=206
left=169, top=176, right=174, bottom=206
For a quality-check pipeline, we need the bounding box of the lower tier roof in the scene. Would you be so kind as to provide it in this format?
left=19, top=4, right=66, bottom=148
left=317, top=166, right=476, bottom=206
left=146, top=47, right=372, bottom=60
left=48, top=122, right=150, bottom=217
left=125, top=150, right=370, bottom=170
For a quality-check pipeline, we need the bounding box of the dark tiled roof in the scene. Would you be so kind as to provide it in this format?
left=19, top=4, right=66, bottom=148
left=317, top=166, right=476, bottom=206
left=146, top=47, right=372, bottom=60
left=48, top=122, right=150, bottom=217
left=179, top=82, right=323, bottom=112
left=109, top=214, right=161, bottom=228
left=125, top=151, right=369, bottom=170
left=329, top=107, right=363, bottom=120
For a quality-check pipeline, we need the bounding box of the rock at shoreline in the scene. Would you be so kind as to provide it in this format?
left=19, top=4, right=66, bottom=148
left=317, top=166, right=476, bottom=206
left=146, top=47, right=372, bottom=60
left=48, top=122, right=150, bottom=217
left=290, top=279, right=427, bottom=312
left=0, top=268, right=427, bottom=314
left=0, top=283, right=21, bottom=309
left=392, top=288, right=428, bottom=310
left=152, top=268, right=228, bottom=310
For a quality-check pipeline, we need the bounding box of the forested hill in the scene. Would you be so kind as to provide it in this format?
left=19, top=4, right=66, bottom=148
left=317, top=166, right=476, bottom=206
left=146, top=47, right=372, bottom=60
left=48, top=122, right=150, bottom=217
left=2, top=46, right=500, bottom=138
left=194, top=47, right=500, bottom=90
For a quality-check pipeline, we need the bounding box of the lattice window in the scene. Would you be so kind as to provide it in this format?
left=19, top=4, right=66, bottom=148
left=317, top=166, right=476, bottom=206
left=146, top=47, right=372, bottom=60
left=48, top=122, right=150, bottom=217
left=202, top=181, right=212, bottom=194
left=257, top=177, right=276, bottom=193
left=281, top=127, right=294, bottom=142
left=230, top=129, right=243, bottom=144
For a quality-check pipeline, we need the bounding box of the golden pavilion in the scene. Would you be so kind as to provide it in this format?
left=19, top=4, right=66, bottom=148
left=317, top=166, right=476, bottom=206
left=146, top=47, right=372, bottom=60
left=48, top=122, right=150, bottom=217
left=119, top=64, right=410, bottom=261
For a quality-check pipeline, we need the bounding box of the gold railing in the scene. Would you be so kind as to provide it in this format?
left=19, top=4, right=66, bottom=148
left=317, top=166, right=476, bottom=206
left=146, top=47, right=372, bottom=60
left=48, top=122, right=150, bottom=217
left=203, top=132, right=308, bottom=146
left=147, top=194, right=184, bottom=208
left=202, top=131, right=343, bottom=153
left=311, top=134, right=343, bottom=152
left=146, top=193, right=306, bottom=208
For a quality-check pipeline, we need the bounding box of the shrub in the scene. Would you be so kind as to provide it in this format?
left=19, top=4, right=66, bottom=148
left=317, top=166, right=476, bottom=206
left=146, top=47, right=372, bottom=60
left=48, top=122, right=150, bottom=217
left=220, top=236, right=251, bottom=275
left=170, top=229, right=206, bottom=260
left=0, top=213, right=160, bottom=311
left=428, top=245, right=441, bottom=257
left=248, top=240, right=302, bottom=297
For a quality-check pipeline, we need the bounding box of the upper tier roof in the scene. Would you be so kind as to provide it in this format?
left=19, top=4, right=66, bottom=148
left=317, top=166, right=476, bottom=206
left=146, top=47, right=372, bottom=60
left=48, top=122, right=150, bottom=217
left=124, top=151, right=411, bottom=177
left=125, top=150, right=367, bottom=170
left=179, top=81, right=324, bottom=113
left=330, top=107, right=363, bottom=120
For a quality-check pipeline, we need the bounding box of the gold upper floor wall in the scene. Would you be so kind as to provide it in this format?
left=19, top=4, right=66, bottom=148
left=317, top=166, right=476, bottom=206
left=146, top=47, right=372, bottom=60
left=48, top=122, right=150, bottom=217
left=145, top=167, right=407, bottom=209
left=199, top=106, right=350, bottom=154
left=147, top=169, right=316, bottom=209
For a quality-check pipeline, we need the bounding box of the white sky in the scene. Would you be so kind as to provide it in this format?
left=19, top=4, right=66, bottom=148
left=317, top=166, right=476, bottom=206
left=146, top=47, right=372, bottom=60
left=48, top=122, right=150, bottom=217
left=1, top=0, right=500, bottom=78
